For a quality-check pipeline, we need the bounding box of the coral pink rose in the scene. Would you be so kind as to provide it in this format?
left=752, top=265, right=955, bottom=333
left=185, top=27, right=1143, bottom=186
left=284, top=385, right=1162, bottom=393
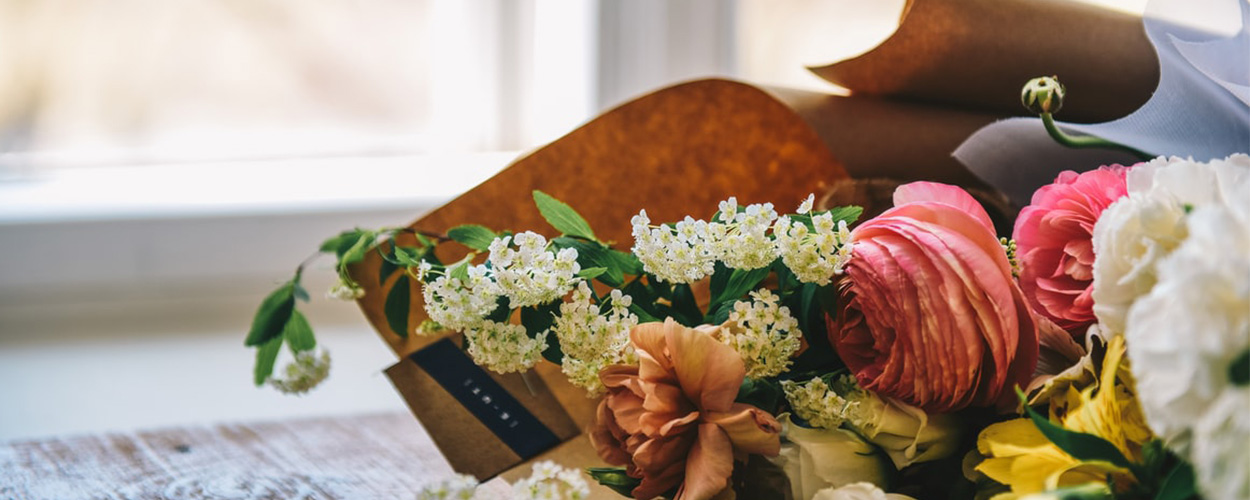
left=831, top=182, right=1038, bottom=413
left=1014, top=166, right=1128, bottom=333
left=589, top=319, right=781, bottom=500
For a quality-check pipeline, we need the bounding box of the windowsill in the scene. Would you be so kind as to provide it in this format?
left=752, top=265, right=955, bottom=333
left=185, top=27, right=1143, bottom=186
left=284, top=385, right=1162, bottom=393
left=0, top=152, right=517, bottom=302
left=0, top=152, right=518, bottom=224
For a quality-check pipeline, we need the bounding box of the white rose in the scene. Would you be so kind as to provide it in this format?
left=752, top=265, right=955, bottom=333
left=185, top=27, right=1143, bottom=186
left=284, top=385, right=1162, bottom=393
left=1091, top=154, right=1249, bottom=334
left=854, top=395, right=962, bottom=470
left=810, top=482, right=916, bottom=500
left=772, top=415, right=891, bottom=500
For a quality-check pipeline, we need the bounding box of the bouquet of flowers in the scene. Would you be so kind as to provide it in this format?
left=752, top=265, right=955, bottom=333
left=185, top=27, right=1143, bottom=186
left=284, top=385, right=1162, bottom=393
left=241, top=1, right=1249, bottom=498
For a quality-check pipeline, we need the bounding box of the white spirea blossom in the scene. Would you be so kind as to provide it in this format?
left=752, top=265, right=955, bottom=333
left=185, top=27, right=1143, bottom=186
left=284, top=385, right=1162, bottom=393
left=1092, top=155, right=1247, bottom=333
left=631, top=210, right=718, bottom=283
left=712, top=198, right=779, bottom=270
left=415, top=473, right=479, bottom=500
left=465, top=320, right=548, bottom=374
left=782, top=375, right=868, bottom=431
left=797, top=193, right=815, bottom=215
left=511, top=460, right=590, bottom=500
left=774, top=213, right=853, bottom=285
left=722, top=289, right=802, bottom=378
left=488, top=232, right=581, bottom=308
left=553, top=282, right=639, bottom=394
left=326, top=279, right=365, bottom=301
left=269, top=349, right=332, bottom=395
left=421, top=264, right=500, bottom=333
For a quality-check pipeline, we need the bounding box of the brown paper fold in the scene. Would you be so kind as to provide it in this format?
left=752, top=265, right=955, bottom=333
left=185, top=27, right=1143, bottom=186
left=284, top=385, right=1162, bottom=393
left=383, top=337, right=580, bottom=481
left=810, top=0, right=1158, bottom=123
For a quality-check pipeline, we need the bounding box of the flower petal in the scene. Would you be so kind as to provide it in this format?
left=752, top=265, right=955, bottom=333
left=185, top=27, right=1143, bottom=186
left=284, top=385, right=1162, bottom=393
left=704, top=403, right=782, bottom=456
left=664, top=319, right=745, bottom=413
left=893, top=181, right=995, bottom=234
left=675, top=423, right=734, bottom=500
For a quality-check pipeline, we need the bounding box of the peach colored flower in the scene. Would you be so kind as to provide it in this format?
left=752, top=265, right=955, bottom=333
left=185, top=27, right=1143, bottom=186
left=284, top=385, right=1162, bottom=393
left=1013, top=166, right=1128, bottom=333
left=589, top=319, right=782, bottom=500
left=831, top=182, right=1038, bottom=413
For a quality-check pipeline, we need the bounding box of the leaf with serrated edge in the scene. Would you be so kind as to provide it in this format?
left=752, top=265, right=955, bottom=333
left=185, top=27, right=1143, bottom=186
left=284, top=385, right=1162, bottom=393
left=533, top=190, right=597, bottom=241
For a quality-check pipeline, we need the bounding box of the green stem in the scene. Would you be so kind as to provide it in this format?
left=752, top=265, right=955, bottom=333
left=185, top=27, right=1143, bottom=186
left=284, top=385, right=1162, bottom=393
left=1040, top=113, right=1154, bottom=161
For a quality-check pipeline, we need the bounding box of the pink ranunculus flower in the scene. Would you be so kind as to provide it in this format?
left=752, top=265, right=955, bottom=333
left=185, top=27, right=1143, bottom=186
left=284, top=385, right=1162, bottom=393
left=1013, top=166, right=1129, bottom=333
left=589, top=319, right=782, bottom=500
left=831, top=182, right=1038, bottom=414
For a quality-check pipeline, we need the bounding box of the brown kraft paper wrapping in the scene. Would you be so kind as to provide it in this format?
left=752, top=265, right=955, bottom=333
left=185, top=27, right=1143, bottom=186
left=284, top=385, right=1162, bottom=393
left=810, top=0, right=1159, bottom=123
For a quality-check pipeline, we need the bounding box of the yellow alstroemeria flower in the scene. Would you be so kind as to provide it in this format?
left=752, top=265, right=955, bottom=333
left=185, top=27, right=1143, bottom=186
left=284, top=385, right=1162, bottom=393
left=973, top=335, right=1153, bottom=497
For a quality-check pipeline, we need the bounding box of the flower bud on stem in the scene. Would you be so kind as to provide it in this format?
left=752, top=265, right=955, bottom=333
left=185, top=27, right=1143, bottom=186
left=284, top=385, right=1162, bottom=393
left=1022, top=76, right=1153, bottom=161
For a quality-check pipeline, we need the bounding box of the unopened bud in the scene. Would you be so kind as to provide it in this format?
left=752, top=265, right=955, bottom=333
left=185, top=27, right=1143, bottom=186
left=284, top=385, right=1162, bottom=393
left=1021, top=76, right=1066, bottom=115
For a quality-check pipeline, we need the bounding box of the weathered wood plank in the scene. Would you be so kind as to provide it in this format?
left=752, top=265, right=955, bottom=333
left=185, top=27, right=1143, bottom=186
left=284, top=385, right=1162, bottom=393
left=0, top=412, right=514, bottom=499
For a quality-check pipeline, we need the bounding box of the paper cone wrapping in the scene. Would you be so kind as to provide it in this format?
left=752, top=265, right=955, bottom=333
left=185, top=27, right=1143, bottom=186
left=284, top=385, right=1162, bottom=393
left=811, top=0, right=1157, bottom=123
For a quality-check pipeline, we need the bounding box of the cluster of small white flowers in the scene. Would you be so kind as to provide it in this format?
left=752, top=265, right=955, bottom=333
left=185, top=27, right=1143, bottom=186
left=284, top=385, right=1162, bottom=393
left=269, top=349, right=332, bottom=395
left=721, top=289, right=802, bottom=378
left=782, top=375, right=868, bottom=431
left=631, top=210, right=719, bottom=283
left=489, top=232, right=581, bottom=308
left=712, top=197, right=779, bottom=270
left=326, top=279, right=365, bottom=301
left=774, top=213, right=854, bottom=286
left=553, top=282, right=639, bottom=394
left=421, top=264, right=500, bottom=333
left=465, top=320, right=548, bottom=374
left=511, top=460, right=590, bottom=500
left=415, top=473, right=479, bottom=500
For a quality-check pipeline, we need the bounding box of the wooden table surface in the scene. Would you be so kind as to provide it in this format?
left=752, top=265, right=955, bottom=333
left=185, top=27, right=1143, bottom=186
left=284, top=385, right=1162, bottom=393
left=0, top=412, right=516, bottom=499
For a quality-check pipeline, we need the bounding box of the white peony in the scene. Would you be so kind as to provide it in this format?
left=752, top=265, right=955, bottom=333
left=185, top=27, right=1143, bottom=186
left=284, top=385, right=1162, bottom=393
left=1111, top=154, right=1250, bottom=498
left=810, top=482, right=915, bottom=500
left=1190, top=388, right=1250, bottom=500
left=1091, top=154, right=1250, bottom=333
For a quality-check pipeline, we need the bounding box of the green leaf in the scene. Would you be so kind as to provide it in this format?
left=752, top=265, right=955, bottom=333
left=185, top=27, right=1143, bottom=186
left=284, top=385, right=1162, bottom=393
left=823, top=205, right=864, bottom=224
left=394, top=246, right=425, bottom=266
left=384, top=275, right=412, bottom=338
left=586, top=467, right=640, bottom=498
left=319, top=229, right=369, bottom=256
left=292, top=281, right=310, bottom=302
left=607, top=249, right=642, bottom=276
left=283, top=310, right=316, bottom=352
left=553, top=237, right=624, bottom=286
left=253, top=334, right=283, bottom=386
left=669, top=283, right=704, bottom=327
left=485, top=296, right=512, bottom=323
left=1020, top=388, right=1135, bottom=470
left=1230, top=348, right=1249, bottom=386
left=709, top=265, right=771, bottom=306
left=339, top=232, right=374, bottom=266
left=629, top=304, right=661, bottom=323
left=521, top=303, right=562, bottom=364
left=449, top=261, right=470, bottom=282
left=245, top=281, right=296, bottom=347
left=1156, top=459, right=1197, bottom=500
left=379, top=246, right=400, bottom=284
left=736, top=377, right=784, bottom=413
left=447, top=224, right=498, bottom=251
left=533, top=190, right=597, bottom=241
left=577, top=267, right=608, bottom=280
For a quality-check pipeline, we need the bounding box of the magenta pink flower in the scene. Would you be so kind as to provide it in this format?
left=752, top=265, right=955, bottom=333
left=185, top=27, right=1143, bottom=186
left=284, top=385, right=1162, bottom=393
left=831, top=182, right=1038, bottom=413
left=1013, top=166, right=1128, bottom=333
